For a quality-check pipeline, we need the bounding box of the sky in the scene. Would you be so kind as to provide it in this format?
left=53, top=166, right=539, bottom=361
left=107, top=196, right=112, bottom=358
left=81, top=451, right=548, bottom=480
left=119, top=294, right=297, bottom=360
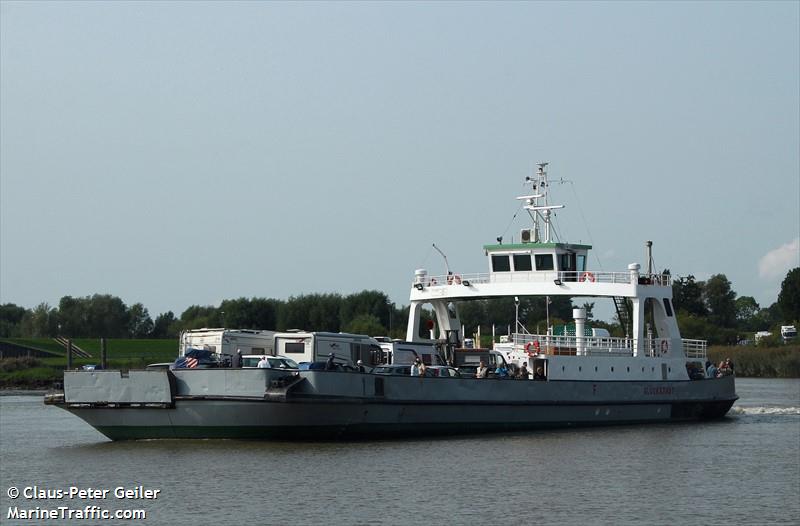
left=1, top=1, right=798, bottom=324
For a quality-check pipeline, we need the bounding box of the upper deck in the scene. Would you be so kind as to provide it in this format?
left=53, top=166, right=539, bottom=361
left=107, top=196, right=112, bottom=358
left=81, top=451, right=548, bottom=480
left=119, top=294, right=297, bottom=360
left=410, top=266, right=672, bottom=301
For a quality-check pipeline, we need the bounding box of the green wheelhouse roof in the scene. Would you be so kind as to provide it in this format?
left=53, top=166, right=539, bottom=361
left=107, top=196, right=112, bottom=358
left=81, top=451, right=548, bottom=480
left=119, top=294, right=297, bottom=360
left=482, top=242, right=592, bottom=251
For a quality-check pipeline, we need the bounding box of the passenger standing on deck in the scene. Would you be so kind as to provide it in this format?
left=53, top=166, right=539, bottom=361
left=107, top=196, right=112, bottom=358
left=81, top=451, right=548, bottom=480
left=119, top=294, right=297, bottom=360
left=257, top=355, right=269, bottom=368
left=418, top=359, right=427, bottom=377
left=232, top=349, right=242, bottom=368
left=706, top=361, right=717, bottom=379
left=476, top=360, right=488, bottom=378
left=356, top=359, right=365, bottom=373
left=411, top=358, right=421, bottom=376
left=325, top=353, right=336, bottom=371
left=518, top=363, right=529, bottom=379
left=533, top=366, right=546, bottom=380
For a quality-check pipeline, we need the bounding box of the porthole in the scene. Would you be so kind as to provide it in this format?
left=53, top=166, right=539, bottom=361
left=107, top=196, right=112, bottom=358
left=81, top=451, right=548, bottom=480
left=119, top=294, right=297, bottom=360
left=642, top=367, right=645, bottom=372
left=595, top=366, right=598, bottom=372
left=668, top=367, right=671, bottom=372
left=611, top=367, right=615, bottom=372
left=562, top=366, right=565, bottom=372
left=627, top=367, right=630, bottom=372
left=651, top=367, right=655, bottom=372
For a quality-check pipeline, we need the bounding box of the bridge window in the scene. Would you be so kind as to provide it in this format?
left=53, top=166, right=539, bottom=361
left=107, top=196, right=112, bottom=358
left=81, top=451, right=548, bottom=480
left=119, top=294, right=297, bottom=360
left=663, top=298, right=674, bottom=317
left=535, top=254, right=554, bottom=271
left=577, top=254, right=586, bottom=271
left=513, top=254, right=532, bottom=271
left=559, top=253, right=577, bottom=272
left=491, top=255, right=511, bottom=272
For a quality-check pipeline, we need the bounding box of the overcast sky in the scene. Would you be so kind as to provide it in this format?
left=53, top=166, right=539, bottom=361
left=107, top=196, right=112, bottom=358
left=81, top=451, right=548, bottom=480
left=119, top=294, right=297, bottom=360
left=1, top=1, right=798, bottom=323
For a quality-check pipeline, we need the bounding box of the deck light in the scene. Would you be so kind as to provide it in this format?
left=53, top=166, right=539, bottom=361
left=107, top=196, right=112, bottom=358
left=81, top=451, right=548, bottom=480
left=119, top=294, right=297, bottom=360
left=553, top=279, right=563, bottom=286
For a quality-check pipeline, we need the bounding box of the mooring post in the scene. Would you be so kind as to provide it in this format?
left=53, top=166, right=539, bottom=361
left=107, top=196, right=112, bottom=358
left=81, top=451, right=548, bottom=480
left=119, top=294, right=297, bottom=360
left=101, top=338, right=107, bottom=369
left=67, top=339, right=73, bottom=370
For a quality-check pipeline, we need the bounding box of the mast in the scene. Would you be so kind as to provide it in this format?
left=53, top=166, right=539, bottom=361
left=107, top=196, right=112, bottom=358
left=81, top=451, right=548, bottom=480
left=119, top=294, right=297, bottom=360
left=517, top=162, right=564, bottom=243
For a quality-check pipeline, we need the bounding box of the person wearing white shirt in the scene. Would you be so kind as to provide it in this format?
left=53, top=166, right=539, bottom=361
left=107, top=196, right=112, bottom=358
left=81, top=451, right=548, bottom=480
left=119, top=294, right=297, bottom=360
left=257, top=356, right=270, bottom=368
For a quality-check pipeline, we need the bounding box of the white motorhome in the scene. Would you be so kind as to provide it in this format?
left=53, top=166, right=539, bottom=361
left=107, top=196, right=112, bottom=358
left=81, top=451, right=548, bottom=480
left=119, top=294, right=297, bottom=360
left=273, top=331, right=383, bottom=366
left=179, top=328, right=276, bottom=359
left=377, top=340, right=445, bottom=365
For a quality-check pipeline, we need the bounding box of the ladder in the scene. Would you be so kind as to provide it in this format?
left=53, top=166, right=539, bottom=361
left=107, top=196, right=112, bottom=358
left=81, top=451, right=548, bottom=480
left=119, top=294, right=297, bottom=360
left=613, top=297, right=632, bottom=338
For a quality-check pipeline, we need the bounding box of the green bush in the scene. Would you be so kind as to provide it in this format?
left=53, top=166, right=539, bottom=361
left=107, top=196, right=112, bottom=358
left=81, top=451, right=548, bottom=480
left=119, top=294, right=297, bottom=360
left=0, top=367, right=62, bottom=388
left=708, top=345, right=800, bottom=377
left=0, top=356, right=43, bottom=372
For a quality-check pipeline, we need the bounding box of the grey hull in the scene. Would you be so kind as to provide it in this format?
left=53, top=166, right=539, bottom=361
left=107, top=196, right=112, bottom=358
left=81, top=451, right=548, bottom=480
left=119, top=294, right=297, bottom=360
left=50, top=369, right=737, bottom=440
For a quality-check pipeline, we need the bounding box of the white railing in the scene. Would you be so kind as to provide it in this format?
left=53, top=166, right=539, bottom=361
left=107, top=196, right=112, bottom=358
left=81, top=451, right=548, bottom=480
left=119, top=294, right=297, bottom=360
left=512, top=333, right=634, bottom=357
left=412, top=271, right=672, bottom=288
left=682, top=339, right=708, bottom=359
left=507, top=333, right=707, bottom=360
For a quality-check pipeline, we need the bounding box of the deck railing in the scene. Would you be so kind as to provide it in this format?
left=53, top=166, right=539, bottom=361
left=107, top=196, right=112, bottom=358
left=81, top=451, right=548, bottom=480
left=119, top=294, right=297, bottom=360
left=682, top=339, right=708, bottom=360
left=512, top=333, right=634, bottom=357
left=508, top=333, right=707, bottom=360
left=413, top=271, right=671, bottom=288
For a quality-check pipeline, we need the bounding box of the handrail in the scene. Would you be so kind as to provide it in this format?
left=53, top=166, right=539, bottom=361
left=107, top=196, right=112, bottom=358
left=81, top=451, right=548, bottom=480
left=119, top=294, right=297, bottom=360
left=412, top=271, right=672, bottom=288
left=506, top=333, right=707, bottom=360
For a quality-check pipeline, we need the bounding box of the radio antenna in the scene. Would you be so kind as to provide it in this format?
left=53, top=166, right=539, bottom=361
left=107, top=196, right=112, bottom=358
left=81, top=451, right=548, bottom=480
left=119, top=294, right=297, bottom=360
left=432, top=243, right=451, bottom=275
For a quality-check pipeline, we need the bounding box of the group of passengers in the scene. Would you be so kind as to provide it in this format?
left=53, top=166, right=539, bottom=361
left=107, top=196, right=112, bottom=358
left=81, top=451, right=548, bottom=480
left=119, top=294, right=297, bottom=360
left=475, top=360, right=545, bottom=380
left=705, top=358, right=734, bottom=378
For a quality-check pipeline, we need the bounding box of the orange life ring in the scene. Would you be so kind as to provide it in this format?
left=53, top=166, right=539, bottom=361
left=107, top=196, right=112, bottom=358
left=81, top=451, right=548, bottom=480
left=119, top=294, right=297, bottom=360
left=660, top=340, right=669, bottom=354
left=581, top=271, right=596, bottom=282
left=525, top=340, right=541, bottom=356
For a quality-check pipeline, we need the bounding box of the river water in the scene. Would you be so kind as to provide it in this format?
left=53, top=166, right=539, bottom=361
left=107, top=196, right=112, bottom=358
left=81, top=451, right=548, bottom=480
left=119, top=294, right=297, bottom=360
left=1, top=378, right=798, bottom=526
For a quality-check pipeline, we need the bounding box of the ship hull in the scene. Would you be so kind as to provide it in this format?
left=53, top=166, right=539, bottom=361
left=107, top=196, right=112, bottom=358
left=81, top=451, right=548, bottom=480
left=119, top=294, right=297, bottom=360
left=49, top=369, right=737, bottom=441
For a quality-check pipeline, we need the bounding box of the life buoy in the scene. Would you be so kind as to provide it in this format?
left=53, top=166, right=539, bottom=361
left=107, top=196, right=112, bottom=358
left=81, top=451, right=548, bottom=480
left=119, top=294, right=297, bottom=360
left=660, top=340, right=669, bottom=354
left=525, top=340, right=541, bottom=356
left=581, top=272, right=596, bottom=282
left=454, top=274, right=462, bottom=285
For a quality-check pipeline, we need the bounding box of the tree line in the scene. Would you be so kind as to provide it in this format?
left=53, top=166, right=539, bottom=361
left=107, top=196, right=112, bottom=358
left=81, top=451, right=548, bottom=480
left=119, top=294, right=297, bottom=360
left=669, top=268, right=799, bottom=345
left=0, top=290, right=404, bottom=340
left=1, top=268, right=797, bottom=345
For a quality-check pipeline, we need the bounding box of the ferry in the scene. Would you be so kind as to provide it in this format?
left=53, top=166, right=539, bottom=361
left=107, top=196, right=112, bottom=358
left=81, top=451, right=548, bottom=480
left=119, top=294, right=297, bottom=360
left=45, top=163, right=737, bottom=440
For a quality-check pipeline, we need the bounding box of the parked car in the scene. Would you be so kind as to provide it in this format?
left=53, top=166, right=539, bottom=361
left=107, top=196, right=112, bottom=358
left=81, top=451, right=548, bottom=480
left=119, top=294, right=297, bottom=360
left=425, top=366, right=461, bottom=378
left=242, top=355, right=299, bottom=369
left=372, top=364, right=412, bottom=376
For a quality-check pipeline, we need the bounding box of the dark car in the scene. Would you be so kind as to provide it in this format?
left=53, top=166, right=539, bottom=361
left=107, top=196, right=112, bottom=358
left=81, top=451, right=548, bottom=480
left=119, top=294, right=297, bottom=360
left=424, top=366, right=461, bottom=378
left=372, top=364, right=412, bottom=376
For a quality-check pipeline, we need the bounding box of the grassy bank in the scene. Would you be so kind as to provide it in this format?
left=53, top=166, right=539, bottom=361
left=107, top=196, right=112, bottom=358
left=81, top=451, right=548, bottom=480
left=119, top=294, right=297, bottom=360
left=0, top=338, right=179, bottom=389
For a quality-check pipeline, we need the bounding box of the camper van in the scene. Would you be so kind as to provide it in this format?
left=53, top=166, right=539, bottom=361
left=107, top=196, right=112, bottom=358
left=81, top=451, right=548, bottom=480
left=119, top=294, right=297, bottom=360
left=179, top=328, right=276, bottom=360
left=273, top=331, right=383, bottom=366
